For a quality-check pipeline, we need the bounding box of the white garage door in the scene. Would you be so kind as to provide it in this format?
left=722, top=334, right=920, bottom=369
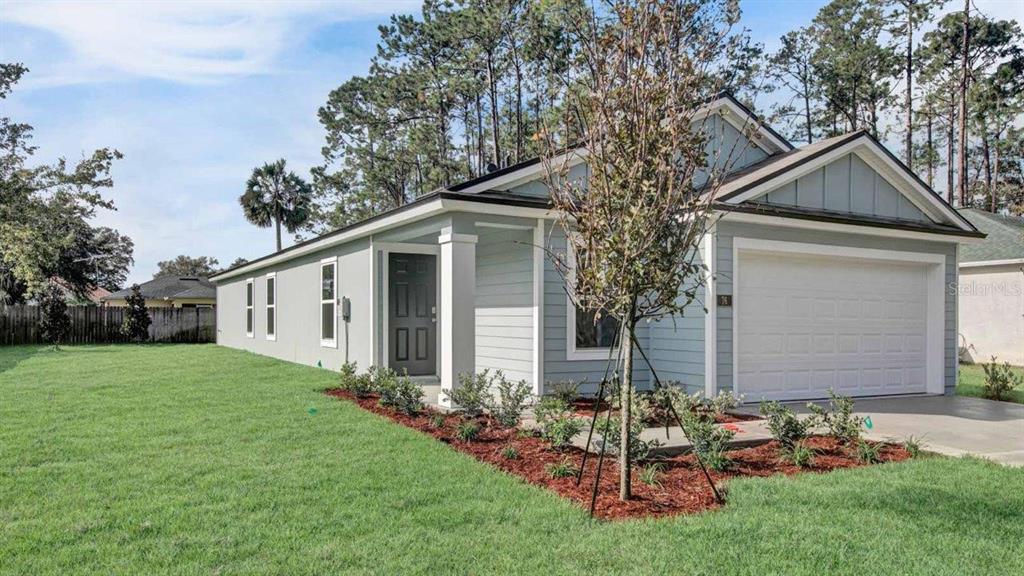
left=736, top=250, right=930, bottom=401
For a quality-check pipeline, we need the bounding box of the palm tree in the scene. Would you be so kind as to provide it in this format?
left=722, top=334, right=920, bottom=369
left=239, top=159, right=313, bottom=252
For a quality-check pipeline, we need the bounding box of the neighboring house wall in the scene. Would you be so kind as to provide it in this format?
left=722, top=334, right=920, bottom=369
left=712, top=219, right=959, bottom=394
left=959, top=263, right=1024, bottom=366
left=216, top=238, right=372, bottom=371
left=475, top=227, right=535, bottom=384
left=104, top=298, right=216, bottom=308
left=759, top=153, right=930, bottom=223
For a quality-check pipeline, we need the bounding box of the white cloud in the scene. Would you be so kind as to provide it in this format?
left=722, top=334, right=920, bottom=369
left=0, top=0, right=418, bottom=85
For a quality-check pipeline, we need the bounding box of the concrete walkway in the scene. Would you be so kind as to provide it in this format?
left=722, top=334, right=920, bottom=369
left=736, top=395, right=1024, bottom=466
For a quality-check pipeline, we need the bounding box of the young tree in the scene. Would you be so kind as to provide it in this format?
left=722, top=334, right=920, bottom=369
left=767, top=28, right=820, bottom=144
left=541, top=0, right=757, bottom=500
left=120, top=284, right=151, bottom=342
left=240, top=159, right=313, bottom=252
left=153, top=255, right=219, bottom=278
left=38, top=281, right=71, bottom=348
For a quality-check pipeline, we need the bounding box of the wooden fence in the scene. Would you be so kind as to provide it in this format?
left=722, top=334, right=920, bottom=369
left=0, top=305, right=216, bottom=345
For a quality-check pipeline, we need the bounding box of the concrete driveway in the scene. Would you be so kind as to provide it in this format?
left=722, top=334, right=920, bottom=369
left=740, top=395, right=1024, bottom=466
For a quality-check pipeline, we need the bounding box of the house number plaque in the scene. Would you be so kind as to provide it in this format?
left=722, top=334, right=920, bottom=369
left=717, top=295, right=733, bottom=307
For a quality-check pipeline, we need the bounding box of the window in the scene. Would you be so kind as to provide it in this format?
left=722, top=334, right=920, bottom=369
left=320, top=258, right=337, bottom=347
left=245, top=279, right=254, bottom=337
left=565, top=239, right=620, bottom=360
left=266, top=273, right=276, bottom=341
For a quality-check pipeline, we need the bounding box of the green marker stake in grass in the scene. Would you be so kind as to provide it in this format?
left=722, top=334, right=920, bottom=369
left=864, top=416, right=873, bottom=430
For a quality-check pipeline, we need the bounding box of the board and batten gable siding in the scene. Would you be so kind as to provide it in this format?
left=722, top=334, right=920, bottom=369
left=712, top=220, right=959, bottom=394
left=475, top=227, right=535, bottom=384
left=647, top=246, right=707, bottom=394
left=760, top=153, right=930, bottom=223
left=543, top=225, right=650, bottom=394
left=215, top=238, right=372, bottom=371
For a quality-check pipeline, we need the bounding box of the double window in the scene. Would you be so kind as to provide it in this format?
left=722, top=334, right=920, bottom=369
left=245, top=278, right=254, bottom=338
left=266, top=273, right=276, bottom=341
left=565, top=239, right=620, bottom=360
left=320, top=258, right=337, bottom=347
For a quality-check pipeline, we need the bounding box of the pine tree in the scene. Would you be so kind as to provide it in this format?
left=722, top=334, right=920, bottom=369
left=120, top=284, right=151, bottom=343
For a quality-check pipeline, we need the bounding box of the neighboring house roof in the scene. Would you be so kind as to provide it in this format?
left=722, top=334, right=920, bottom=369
left=958, top=209, right=1024, bottom=264
left=103, top=276, right=216, bottom=301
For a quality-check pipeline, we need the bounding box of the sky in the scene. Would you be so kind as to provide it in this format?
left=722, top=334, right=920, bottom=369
left=1, top=0, right=1021, bottom=285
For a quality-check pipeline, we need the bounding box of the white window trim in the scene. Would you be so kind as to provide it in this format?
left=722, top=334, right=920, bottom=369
left=564, top=236, right=619, bottom=361
left=245, top=278, right=254, bottom=338
left=265, top=272, right=277, bottom=341
left=730, top=237, right=947, bottom=399
left=320, top=257, right=338, bottom=348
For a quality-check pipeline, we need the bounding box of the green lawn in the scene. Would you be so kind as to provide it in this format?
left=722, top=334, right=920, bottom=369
left=958, top=363, right=1024, bottom=404
left=2, top=346, right=1022, bottom=576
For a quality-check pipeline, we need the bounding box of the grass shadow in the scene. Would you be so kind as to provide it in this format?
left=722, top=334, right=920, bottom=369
left=0, top=345, right=44, bottom=374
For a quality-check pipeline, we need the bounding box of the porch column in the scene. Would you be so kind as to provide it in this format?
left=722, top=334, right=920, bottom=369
left=437, top=227, right=477, bottom=408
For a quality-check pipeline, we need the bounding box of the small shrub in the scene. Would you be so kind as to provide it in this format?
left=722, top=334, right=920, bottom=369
left=338, top=362, right=375, bottom=398
left=760, top=401, right=816, bottom=449
left=545, top=457, right=577, bottom=479
left=455, top=421, right=481, bottom=442
left=120, top=284, right=151, bottom=342
left=903, top=435, right=923, bottom=458
left=639, top=462, right=665, bottom=487
left=547, top=380, right=580, bottom=405
left=807, top=390, right=863, bottom=444
left=429, top=413, right=446, bottom=429
left=444, top=370, right=493, bottom=417
left=542, top=414, right=584, bottom=451
left=680, top=411, right=734, bottom=472
left=594, top=395, right=661, bottom=464
left=489, top=373, right=532, bottom=428
left=38, top=282, right=71, bottom=347
left=854, top=440, right=883, bottom=464
left=708, top=391, right=744, bottom=417
left=377, top=370, right=423, bottom=416
left=780, top=440, right=816, bottom=468
left=501, top=445, right=519, bottom=460
left=981, top=357, right=1023, bottom=401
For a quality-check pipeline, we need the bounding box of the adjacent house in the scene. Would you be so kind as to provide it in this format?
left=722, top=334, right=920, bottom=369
left=103, top=276, right=216, bottom=308
left=210, top=93, right=983, bottom=406
left=957, top=209, right=1024, bottom=366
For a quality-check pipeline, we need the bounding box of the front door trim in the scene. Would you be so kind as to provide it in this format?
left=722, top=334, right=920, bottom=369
left=378, top=243, right=441, bottom=376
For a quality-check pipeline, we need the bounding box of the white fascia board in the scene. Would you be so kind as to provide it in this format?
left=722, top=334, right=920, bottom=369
left=718, top=210, right=984, bottom=244
left=959, top=258, right=1024, bottom=268
left=212, top=197, right=554, bottom=283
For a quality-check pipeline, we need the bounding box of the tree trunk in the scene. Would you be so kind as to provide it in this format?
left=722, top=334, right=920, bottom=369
left=947, top=102, right=955, bottom=205
left=486, top=53, right=502, bottom=167
left=619, top=318, right=634, bottom=501
left=957, top=0, right=970, bottom=206
left=274, top=215, right=282, bottom=253
left=476, top=90, right=485, bottom=174
left=926, top=112, right=934, bottom=188
left=804, top=91, right=813, bottom=145
left=992, top=139, right=1000, bottom=212
left=905, top=1, right=914, bottom=169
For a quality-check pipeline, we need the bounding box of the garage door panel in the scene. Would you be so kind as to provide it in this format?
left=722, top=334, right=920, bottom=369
left=738, top=251, right=929, bottom=401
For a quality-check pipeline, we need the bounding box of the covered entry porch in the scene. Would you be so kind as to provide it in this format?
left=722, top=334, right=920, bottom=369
left=368, top=211, right=548, bottom=407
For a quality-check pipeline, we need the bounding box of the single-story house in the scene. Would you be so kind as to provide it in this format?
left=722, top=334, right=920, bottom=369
left=957, top=208, right=1023, bottom=366
left=103, top=276, right=216, bottom=308
left=211, top=93, right=983, bottom=406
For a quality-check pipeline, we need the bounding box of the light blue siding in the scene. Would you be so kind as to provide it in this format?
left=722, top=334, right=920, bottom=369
left=647, top=246, right=707, bottom=394
left=763, top=154, right=931, bottom=223
left=713, top=220, right=959, bottom=394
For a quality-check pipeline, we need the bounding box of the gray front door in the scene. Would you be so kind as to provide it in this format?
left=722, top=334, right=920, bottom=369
left=388, top=253, right=437, bottom=376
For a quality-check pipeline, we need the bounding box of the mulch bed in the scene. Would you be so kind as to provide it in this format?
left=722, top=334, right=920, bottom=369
left=324, top=389, right=910, bottom=520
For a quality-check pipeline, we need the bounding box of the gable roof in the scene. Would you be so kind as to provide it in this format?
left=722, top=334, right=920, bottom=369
left=104, top=276, right=215, bottom=301
left=959, top=209, right=1024, bottom=263
left=711, top=130, right=978, bottom=234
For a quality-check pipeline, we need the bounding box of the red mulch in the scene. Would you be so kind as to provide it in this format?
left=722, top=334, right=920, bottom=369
left=324, top=389, right=910, bottom=520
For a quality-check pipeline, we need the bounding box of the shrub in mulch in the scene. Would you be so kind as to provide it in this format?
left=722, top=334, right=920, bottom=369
left=569, top=398, right=760, bottom=425
left=324, top=388, right=910, bottom=520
